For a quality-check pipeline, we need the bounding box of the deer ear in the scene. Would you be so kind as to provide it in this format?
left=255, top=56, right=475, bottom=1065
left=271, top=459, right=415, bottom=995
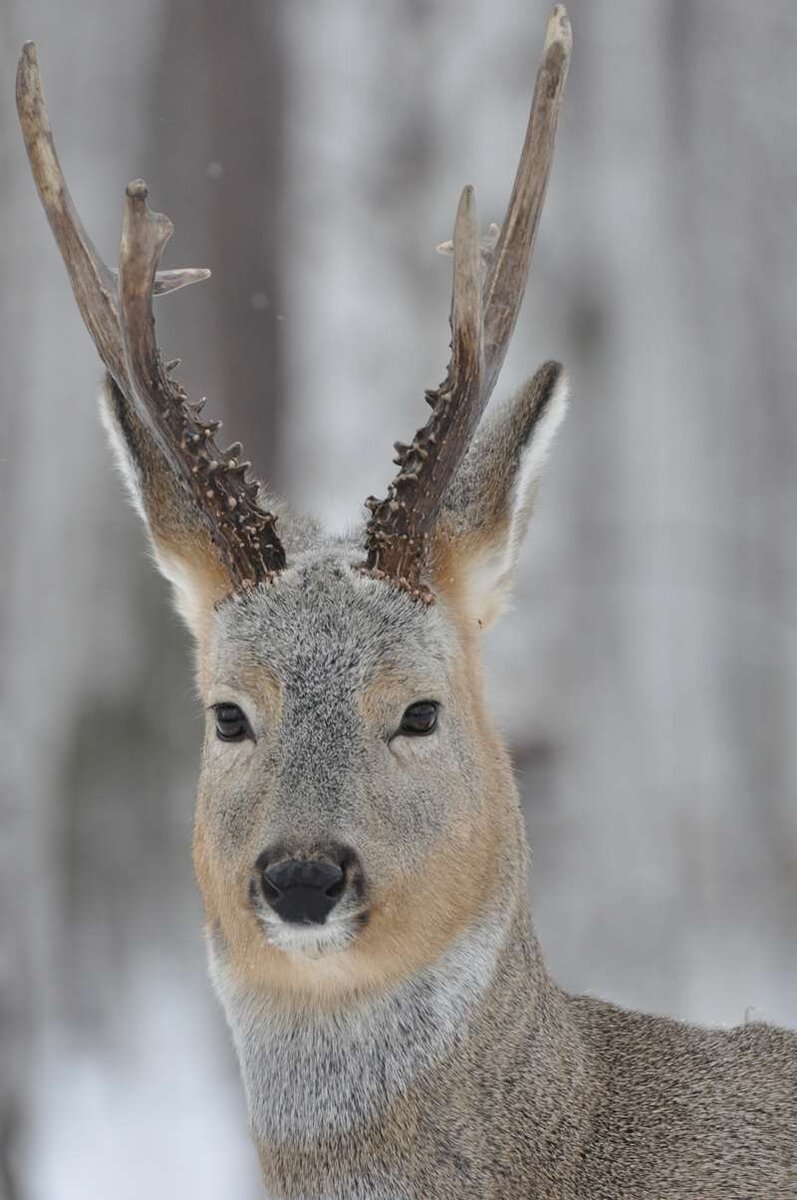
left=433, top=361, right=567, bottom=629
left=100, top=377, right=315, bottom=642
left=99, top=377, right=235, bottom=642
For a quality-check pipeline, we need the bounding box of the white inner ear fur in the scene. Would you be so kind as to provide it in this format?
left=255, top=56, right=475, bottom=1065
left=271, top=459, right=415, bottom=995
left=466, top=373, right=569, bottom=630
left=98, top=389, right=147, bottom=523
left=150, top=552, right=212, bottom=639
left=98, top=390, right=212, bottom=640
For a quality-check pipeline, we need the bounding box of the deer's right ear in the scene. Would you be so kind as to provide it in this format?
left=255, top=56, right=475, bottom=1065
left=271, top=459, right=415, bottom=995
left=433, top=361, right=568, bottom=629
left=99, top=376, right=234, bottom=642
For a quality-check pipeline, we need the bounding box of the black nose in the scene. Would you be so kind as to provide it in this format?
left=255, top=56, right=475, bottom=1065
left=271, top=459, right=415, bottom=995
left=260, top=856, right=345, bottom=925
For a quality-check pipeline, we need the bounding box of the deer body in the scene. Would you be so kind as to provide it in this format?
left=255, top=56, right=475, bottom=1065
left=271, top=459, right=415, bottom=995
left=205, top=656, right=796, bottom=1200
left=18, top=7, right=796, bottom=1197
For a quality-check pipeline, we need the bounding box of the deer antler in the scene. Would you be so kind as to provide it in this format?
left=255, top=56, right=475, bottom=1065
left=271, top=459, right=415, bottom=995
left=363, top=5, right=571, bottom=602
left=16, top=42, right=285, bottom=590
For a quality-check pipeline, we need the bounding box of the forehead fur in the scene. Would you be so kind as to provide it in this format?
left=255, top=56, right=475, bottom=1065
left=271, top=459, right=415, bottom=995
left=209, top=541, right=457, bottom=688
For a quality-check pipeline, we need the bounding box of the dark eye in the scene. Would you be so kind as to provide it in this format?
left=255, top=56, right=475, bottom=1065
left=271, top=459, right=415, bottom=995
left=399, top=701, right=439, bottom=736
left=213, top=703, right=251, bottom=742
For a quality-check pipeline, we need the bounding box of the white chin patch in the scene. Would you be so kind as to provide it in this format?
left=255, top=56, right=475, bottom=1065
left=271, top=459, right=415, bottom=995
left=259, top=912, right=358, bottom=960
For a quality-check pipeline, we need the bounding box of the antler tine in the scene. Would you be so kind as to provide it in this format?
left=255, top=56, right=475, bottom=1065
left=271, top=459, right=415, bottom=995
left=17, top=41, right=285, bottom=592
left=364, top=185, right=483, bottom=601
left=482, top=5, right=571, bottom=397
left=16, top=42, right=126, bottom=384
left=119, top=183, right=286, bottom=586
left=363, top=6, right=570, bottom=601
left=16, top=46, right=211, bottom=370
left=110, top=266, right=213, bottom=296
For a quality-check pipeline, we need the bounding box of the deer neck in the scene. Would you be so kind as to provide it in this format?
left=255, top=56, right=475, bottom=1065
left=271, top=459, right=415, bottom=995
left=207, top=879, right=578, bottom=1151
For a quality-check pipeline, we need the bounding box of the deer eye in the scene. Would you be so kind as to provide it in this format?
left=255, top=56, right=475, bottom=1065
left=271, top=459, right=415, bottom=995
left=399, top=701, right=439, bottom=736
left=213, top=703, right=251, bottom=742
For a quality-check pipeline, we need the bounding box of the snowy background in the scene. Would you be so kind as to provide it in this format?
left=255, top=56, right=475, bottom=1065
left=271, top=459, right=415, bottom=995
left=2, top=1, right=797, bottom=1196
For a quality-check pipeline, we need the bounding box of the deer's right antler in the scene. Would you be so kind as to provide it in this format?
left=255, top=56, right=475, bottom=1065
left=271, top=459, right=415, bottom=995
left=16, top=43, right=285, bottom=590
left=363, top=5, right=571, bottom=602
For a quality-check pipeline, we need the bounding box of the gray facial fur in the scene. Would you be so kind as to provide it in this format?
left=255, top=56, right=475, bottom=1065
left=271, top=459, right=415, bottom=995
left=202, top=541, right=471, bottom=878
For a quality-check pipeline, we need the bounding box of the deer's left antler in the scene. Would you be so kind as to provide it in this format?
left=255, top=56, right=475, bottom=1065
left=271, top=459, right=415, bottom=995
left=363, top=5, right=571, bottom=602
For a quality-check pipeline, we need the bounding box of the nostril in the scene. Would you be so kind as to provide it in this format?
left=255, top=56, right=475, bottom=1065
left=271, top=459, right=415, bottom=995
left=260, top=869, right=282, bottom=903
left=262, top=862, right=287, bottom=897
left=324, top=869, right=346, bottom=900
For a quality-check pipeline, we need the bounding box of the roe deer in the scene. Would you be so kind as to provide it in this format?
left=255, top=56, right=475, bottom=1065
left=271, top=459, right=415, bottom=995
left=17, top=7, right=797, bottom=1198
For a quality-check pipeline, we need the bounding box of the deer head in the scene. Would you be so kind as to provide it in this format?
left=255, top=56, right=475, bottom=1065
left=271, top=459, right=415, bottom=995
left=17, top=7, right=571, bottom=1004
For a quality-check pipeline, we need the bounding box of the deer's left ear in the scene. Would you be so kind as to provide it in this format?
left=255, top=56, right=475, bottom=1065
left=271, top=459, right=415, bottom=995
left=432, top=361, right=568, bottom=629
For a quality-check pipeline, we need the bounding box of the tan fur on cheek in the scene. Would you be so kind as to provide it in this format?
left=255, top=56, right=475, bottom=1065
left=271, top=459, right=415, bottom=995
left=193, top=816, right=250, bottom=945
left=352, top=792, right=514, bottom=979
left=351, top=646, right=516, bottom=975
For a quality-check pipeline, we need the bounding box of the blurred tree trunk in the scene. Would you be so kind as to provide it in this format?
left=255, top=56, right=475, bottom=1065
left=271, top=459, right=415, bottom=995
left=149, top=0, right=287, bottom=491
